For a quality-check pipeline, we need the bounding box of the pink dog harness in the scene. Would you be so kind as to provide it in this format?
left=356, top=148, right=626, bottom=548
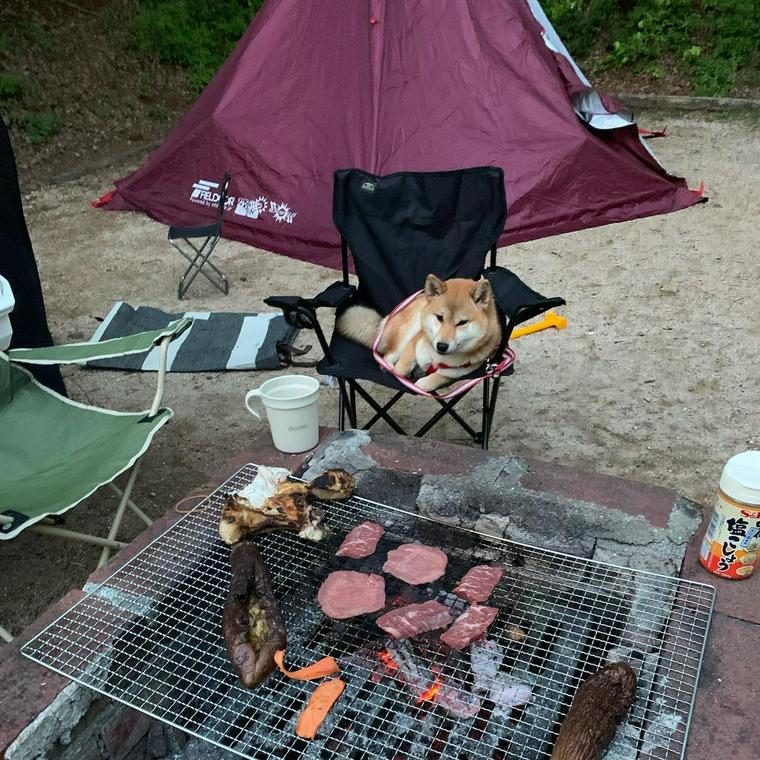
left=371, top=289, right=515, bottom=400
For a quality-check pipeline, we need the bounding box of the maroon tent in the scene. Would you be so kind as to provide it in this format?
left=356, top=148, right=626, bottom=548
left=101, top=0, right=703, bottom=269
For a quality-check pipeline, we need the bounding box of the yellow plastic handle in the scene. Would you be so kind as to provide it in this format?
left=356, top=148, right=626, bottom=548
left=511, top=310, right=568, bottom=340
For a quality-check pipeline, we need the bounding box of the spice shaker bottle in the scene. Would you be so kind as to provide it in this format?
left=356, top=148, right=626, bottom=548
left=699, top=451, right=760, bottom=579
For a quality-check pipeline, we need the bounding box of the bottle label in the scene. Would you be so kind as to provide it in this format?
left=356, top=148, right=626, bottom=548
left=699, top=491, right=760, bottom=579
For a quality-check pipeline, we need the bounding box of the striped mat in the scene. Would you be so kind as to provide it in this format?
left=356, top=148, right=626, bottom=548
left=88, top=302, right=299, bottom=371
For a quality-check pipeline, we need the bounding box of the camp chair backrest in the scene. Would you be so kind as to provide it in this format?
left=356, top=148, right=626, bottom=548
left=333, top=167, right=507, bottom=315
left=216, top=173, right=231, bottom=226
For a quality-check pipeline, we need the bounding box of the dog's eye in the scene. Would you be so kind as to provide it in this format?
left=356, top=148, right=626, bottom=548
left=436, top=314, right=443, bottom=322
left=456, top=320, right=469, bottom=327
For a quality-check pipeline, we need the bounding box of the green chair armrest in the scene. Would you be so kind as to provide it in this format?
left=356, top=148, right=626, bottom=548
left=7, top=318, right=192, bottom=365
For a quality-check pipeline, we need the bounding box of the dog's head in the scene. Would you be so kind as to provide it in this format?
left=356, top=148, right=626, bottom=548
left=421, top=274, right=495, bottom=355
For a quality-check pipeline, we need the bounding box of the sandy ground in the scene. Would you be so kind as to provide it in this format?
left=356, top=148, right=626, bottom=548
left=2, top=111, right=758, bottom=636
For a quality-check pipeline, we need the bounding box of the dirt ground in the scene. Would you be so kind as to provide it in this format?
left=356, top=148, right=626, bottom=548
left=1, top=110, right=759, bottom=636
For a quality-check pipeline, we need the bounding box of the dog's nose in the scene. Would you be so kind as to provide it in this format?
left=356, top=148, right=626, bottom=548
left=436, top=342, right=449, bottom=354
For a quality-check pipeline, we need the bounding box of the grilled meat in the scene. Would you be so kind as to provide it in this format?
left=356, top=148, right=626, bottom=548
left=376, top=600, right=453, bottom=639
left=219, top=468, right=354, bottom=545
left=452, top=565, right=503, bottom=604
left=440, top=605, right=499, bottom=651
left=317, top=570, right=386, bottom=620
left=336, top=521, right=385, bottom=559
left=308, top=469, right=355, bottom=500
left=382, top=543, right=449, bottom=585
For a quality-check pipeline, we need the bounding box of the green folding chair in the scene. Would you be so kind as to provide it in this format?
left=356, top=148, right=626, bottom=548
left=0, top=318, right=191, bottom=642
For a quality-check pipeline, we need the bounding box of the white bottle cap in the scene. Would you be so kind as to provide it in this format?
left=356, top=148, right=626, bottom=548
left=720, top=451, right=760, bottom=506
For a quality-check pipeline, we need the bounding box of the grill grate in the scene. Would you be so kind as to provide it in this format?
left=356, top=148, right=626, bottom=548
left=22, top=464, right=714, bottom=760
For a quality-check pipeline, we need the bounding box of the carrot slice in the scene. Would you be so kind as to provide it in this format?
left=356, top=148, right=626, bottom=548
left=274, top=649, right=340, bottom=680
left=295, top=678, right=346, bottom=739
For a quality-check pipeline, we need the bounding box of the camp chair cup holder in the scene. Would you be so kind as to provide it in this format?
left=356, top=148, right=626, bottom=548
left=265, top=168, right=565, bottom=450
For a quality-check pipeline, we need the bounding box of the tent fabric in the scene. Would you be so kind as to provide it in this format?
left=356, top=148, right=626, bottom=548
left=0, top=356, right=172, bottom=539
left=102, top=0, right=702, bottom=269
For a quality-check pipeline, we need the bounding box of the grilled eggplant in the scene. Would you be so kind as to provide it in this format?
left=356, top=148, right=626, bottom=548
left=222, top=541, right=287, bottom=688
left=550, top=661, right=637, bottom=760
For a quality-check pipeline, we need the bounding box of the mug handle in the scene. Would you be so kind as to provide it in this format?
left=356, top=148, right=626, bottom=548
left=244, top=388, right=262, bottom=419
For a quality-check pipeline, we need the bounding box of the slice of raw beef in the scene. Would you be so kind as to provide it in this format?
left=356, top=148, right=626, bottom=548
left=440, top=606, right=499, bottom=651
left=452, top=565, right=503, bottom=604
left=376, top=601, right=453, bottom=639
left=336, top=522, right=385, bottom=559
left=383, top=544, right=448, bottom=585
left=317, top=571, right=386, bottom=620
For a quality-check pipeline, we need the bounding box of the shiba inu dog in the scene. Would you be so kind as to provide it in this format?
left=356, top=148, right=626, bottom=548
left=336, top=274, right=502, bottom=392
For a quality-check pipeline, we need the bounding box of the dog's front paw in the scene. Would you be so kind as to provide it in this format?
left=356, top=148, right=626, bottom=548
left=414, top=373, right=444, bottom=392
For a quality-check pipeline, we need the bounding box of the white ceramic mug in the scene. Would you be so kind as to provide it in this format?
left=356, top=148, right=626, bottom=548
left=245, top=375, right=320, bottom=453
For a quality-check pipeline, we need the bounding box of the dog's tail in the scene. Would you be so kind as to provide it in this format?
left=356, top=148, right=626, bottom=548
left=335, top=305, right=383, bottom=348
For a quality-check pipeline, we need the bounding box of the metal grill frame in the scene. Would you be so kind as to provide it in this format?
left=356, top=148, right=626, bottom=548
left=21, top=464, right=715, bottom=760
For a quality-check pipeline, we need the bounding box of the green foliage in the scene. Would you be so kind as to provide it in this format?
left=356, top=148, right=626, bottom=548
left=544, top=0, right=760, bottom=97
left=16, top=17, right=55, bottom=53
left=125, top=0, right=758, bottom=98
left=0, top=75, right=25, bottom=101
left=129, top=0, right=264, bottom=93
left=19, top=112, right=61, bottom=145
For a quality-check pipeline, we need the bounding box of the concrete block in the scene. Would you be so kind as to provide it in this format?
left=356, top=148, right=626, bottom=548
left=301, top=429, right=375, bottom=479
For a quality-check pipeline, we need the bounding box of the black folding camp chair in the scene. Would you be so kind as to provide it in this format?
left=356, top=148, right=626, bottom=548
left=168, top=173, right=230, bottom=299
left=266, top=167, right=565, bottom=449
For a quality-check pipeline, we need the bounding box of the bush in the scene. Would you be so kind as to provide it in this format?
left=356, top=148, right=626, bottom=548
left=0, top=74, right=25, bottom=101
left=544, top=0, right=760, bottom=96
left=129, top=0, right=264, bottom=93
left=127, top=0, right=758, bottom=98
left=19, top=112, right=60, bottom=145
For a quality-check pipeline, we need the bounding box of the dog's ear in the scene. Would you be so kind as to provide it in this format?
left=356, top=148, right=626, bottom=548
left=473, top=279, right=493, bottom=308
left=424, top=274, right=446, bottom=298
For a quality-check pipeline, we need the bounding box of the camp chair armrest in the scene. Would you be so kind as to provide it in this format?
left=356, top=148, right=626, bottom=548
left=265, top=281, right=355, bottom=315
left=265, top=282, right=355, bottom=362
left=484, top=266, right=565, bottom=343
left=7, top=318, right=192, bottom=365
left=504, top=298, right=566, bottom=341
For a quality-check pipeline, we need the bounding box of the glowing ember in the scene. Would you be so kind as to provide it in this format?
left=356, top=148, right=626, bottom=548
left=416, top=674, right=443, bottom=703
left=378, top=649, right=399, bottom=671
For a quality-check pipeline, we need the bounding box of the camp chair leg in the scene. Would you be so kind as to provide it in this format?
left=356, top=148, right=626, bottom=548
left=98, top=462, right=141, bottom=569
left=179, top=253, right=228, bottom=298
left=106, top=482, right=153, bottom=527
left=481, top=377, right=491, bottom=449
left=338, top=381, right=346, bottom=430
left=337, top=379, right=357, bottom=430
left=23, top=524, right=128, bottom=550
left=173, top=237, right=229, bottom=298
left=482, top=375, right=502, bottom=451
left=363, top=390, right=405, bottom=431
left=351, top=382, right=407, bottom=435
left=338, top=378, right=356, bottom=430
left=415, top=392, right=472, bottom=439
left=0, top=514, right=128, bottom=549
left=0, top=624, right=13, bottom=643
